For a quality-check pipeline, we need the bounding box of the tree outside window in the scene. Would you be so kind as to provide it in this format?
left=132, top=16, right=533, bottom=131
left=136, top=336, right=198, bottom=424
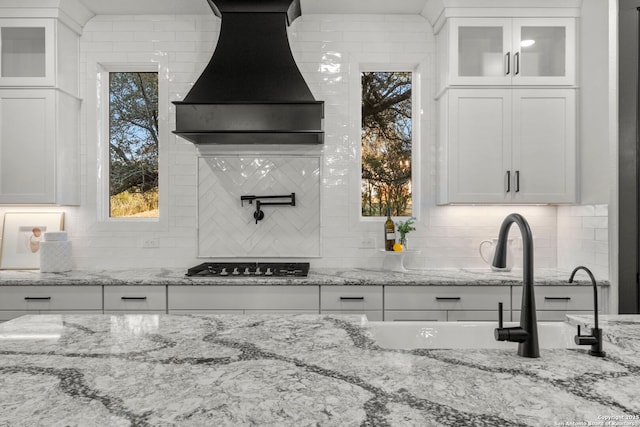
left=361, top=71, right=412, bottom=217
left=109, top=72, right=159, bottom=218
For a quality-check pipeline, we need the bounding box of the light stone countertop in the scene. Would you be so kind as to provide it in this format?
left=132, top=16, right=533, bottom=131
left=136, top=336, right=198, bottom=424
left=0, top=267, right=609, bottom=286
left=0, top=313, right=637, bottom=426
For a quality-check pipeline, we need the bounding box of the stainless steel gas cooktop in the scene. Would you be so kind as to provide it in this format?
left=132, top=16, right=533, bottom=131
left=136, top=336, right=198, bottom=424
left=186, top=262, right=310, bottom=278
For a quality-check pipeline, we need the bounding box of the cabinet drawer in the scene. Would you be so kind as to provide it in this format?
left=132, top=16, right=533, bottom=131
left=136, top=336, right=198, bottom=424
left=104, top=286, right=166, bottom=311
left=385, top=286, right=510, bottom=311
left=320, top=286, right=382, bottom=311
left=168, top=286, right=319, bottom=311
left=512, top=286, right=596, bottom=311
left=0, top=286, right=102, bottom=311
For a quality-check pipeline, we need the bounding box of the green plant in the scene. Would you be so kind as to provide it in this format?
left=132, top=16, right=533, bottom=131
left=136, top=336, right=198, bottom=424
left=396, top=217, right=416, bottom=238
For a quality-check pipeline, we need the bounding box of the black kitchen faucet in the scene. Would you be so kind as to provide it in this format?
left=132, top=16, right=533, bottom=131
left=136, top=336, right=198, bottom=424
left=569, top=266, right=606, bottom=357
left=493, top=213, right=540, bottom=358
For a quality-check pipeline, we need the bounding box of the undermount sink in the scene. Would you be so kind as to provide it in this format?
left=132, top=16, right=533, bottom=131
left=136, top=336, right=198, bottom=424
left=365, top=321, right=580, bottom=350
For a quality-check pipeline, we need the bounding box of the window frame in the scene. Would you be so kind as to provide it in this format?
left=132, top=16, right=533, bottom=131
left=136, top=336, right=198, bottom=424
left=95, top=61, right=169, bottom=231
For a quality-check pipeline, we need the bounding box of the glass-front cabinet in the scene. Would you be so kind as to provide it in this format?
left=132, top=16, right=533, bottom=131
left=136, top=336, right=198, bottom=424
left=448, top=17, right=575, bottom=86
left=0, top=19, right=55, bottom=86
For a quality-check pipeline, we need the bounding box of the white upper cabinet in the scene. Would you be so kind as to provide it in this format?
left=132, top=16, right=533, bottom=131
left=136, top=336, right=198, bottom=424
left=438, top=88, right=576, bottom=205
left=0, top=19, right=78, bottom=94
left=445, top=17, right=576, bottom=87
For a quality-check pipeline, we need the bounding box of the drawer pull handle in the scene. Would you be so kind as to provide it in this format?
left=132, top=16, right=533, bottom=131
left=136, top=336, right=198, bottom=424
left=544, top=297, right=571, bottom=301
left=121, top=297, right=148, bottom=301
left=24, top=297, right=51, bottom=301
left=339, top=297, right=365, bottom=301
left=435, top=297, right=461, bottom=301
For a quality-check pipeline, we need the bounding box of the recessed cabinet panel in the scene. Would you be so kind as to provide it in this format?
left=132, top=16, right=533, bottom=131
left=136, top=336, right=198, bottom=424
left=447, top=89, right=511, bottom=203
left=0, top=89, right=79, bottom=204
left=0, top=91, right=55, bottom=202
left=512, top=90, right=575, bottom=203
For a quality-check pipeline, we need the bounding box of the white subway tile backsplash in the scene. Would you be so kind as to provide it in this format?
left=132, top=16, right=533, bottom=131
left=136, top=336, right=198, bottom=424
left=0, top=13, right=588, bottom=272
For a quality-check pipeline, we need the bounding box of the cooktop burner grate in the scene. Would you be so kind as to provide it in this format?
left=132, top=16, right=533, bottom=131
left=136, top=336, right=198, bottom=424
left=186, top=262, right=310, bottom=278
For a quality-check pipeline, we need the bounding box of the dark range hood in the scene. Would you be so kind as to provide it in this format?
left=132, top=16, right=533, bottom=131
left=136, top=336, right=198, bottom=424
left=173, top=0, right=324, bottom=145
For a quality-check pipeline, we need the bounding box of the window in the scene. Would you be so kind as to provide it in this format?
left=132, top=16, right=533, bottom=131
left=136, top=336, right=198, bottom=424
left=108, top=72, right=159, bottom=218
left=361, top=71, right=413, bottom=217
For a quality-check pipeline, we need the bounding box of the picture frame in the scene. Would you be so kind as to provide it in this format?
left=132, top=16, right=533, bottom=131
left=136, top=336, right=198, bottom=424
left=0, top=212, right=65, bottom=270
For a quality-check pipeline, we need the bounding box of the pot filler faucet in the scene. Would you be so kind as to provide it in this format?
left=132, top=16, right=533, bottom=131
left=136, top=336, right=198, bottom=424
left=568, top=266, right=605, bottom=357
left=493, top=213, right=540, bottom=358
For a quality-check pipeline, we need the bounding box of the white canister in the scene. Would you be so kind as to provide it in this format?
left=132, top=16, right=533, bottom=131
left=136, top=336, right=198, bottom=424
left=39, top=240, right=72, bottom=273
left=479, top=238, right=514, bottom=272
left=43, top=231, right=68, bottom=242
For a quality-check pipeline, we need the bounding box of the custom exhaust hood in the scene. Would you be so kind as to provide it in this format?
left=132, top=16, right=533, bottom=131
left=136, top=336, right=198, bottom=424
left=173, top=0, right=324, bottom=145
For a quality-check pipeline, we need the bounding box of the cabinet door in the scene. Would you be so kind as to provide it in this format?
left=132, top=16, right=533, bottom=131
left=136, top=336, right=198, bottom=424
left=511, top=89, right=575, bottom=203
left=0, top=89, right=55, bottom=203
left=0, top=19, right=55, bottom=87
left=444, top=89, right=512, bottom=203
left=511, top=18, right=575, bottom=86
left=449, top=18, right=512, bottom=85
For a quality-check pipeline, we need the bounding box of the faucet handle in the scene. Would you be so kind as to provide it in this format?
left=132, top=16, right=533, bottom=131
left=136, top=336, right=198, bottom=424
left=495, top=302, right=528, bottom=343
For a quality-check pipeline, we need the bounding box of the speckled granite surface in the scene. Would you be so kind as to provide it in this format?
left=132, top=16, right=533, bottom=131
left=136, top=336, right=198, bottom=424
left=0, top=314, right=637, bottom=426
left=0, top=267, right=608, bottom=286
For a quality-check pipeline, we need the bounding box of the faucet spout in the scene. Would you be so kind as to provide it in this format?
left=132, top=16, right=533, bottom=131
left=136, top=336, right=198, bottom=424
left=493, top=213, right=539, bottom=358
left=568, top=266, right=605, bottom=357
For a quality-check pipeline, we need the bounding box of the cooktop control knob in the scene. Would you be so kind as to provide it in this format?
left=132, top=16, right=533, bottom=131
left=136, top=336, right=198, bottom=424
left=220, top=268, right=228, bottom=276
left=255, top=267, right=262, bottom=275
left=232, top=267, right=240, bottom=276
left=243, top=267, right=251, bottom=275
left=265, top=267, right=273, bottom=276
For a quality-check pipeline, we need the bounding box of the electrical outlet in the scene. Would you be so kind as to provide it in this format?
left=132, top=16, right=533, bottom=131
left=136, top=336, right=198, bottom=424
left=142, top=238, right=160, bottom=248
left=359, top=236, right=376, bottom=249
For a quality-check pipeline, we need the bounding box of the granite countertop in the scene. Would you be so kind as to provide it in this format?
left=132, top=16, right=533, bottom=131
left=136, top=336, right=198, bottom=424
left=0, top=267, right=608, bottom=286
left=0, top=313, right=637, bottom=426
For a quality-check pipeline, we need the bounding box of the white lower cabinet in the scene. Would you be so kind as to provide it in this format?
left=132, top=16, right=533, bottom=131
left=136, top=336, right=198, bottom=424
left=320, top=286, right=383, bottom=320
left=384, top=286, right=510, bottom=321
left=0, top=286, right=102, bottom=321
left=167, top=286, right=319, bottom=314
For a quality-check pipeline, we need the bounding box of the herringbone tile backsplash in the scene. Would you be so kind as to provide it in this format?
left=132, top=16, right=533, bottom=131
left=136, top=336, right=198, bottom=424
left=198, top=156, right=321, bottom=257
